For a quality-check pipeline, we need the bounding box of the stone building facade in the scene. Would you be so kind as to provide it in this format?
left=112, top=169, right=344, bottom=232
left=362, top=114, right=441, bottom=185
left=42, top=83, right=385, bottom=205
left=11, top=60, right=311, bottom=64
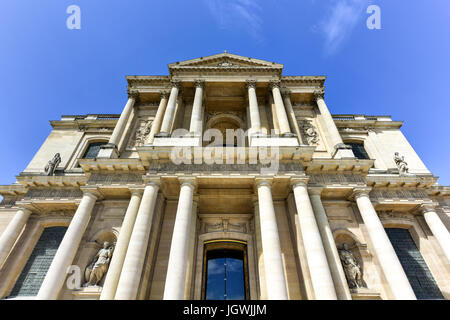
left=0, top=53, right=449, bottom=300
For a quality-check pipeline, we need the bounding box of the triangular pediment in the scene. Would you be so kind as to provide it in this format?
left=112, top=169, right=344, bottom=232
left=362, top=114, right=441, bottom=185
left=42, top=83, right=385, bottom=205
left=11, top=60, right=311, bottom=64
left=168, top=53, right=283, bottom=69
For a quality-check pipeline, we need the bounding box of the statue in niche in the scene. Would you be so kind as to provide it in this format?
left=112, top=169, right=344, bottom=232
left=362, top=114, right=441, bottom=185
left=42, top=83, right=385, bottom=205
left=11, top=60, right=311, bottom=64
left=84, top=242, right=115, bottom=287
left=394, top=152, right=409, bottom=175
left=134, top=120, right=153, bottom=147
left=338, top=243, right=364, bottom=289
left=44, top=153, right=61, bottom=176
left=300, top=120, right=319, bottom=145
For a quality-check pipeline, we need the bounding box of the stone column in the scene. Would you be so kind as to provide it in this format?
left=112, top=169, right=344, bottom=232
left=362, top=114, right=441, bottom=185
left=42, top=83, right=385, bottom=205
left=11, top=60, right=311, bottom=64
left=114, top=180, right=160, bottom=300
left=269, top=94, right=280, bottom=134
left=255, top=178, right=288, bottom=300
left=98, top=91, right=138, bottom=158
left=314, top=90, right=354, bottom=159
left=420, top=204, right=450, bottom=263
left=269, top=81, right=291, bottom=136
left=292, top=180, right=337, bottom=300
left=281, top=88, right=304, bottom=144
left=37, top=191, right=98, bottom=300
left=309, top=188, right=352, bottom=300
left=100, top=190, right=143, bottom=300
left=148, top=91, right=169, bottom=144
left=163, top=178, right=196, bottom=300
left=246, top=80, right=262, bottom=135
left=352, top=188, right=416, bottom=299
left=0, top=208, right=32, bottom=269
left=189, top=80, right=205, bottom=136
left=159, top=81, right=181, bottom=136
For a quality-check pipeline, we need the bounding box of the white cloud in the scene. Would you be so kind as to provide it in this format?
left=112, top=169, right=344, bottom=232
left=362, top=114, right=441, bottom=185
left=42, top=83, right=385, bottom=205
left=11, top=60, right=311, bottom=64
left=319, top=0, right=368, bottom=54
left=204, top=0, right=264, bottom=41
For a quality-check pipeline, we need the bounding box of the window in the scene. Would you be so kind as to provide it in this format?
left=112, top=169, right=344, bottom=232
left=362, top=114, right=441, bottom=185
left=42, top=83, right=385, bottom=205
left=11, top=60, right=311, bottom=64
left=202, top=240, right=249, bottom=300
left=386, top=228, right=444, bottom=300
left=9, top=226, right=67, bottom=297
left=82, top=141, right=108, bottom=159
left=346, top=142, right=370, bottom=160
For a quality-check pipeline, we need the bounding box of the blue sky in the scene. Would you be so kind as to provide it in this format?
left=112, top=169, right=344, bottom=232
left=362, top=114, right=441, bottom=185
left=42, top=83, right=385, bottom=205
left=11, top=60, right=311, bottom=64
left=0, top=0, right=449, bottom=187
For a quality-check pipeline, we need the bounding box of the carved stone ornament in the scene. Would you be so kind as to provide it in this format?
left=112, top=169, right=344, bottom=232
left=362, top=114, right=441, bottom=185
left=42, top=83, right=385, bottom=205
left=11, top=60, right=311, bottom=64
left=83, top=242, right=115, bottom=287
left=313, top=90, right=325, bottom=100
left=299, top=120, right=319, bottom=146
left=132, top=120, right=153, bottom=147
left=394, top=152, right=409, bottom=175
left=217, top=60, right=235, bottom=67
left=338, top=243, right=365, bottom=289
left=44, top=153, right=61, bottom=176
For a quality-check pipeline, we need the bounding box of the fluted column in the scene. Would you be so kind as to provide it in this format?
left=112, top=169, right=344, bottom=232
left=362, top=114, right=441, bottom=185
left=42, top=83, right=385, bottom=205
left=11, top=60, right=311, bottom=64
left=37, top=191, right=98, bottom=300
left=420, top=204, right=450, bottom=263
left=309, top=188, right=352, bottom=300
left=189, top=80, right=205, bottom=136
left=100, top=190, right=143, bottom=300
left=281, top=88, right=303, bottom=144
left=159, top=81, right=181, bottom=136
left=352, top=188, right=416, bottom=299
left=246, top=80, right=262, bottom=135
left=163, top=178, right=196, bottom=300
left=314, top=90, right=354, bottom=159
left=269, top=81, right=291, bottom=136
left=292, top=180, right=337, bottom=300
left=148, top=91, right=169, bottom=144
left=115, top=180, right=160, bottom=300
left=255, top=178, right=288, bottom=300
left=0, top=208, right=32, bottom=269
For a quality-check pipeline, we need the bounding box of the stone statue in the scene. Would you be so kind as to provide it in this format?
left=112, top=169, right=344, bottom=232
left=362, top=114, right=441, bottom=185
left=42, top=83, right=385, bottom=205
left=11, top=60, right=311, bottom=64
left=300, top=120, right=319, bottom=145
left=394, top=152, right=409, bottom=175
left=134, top=120, right=153, bottom=147
left=339, top=243, right=364, bottom=289
left=44, top=153, right=61, bottom=176
left=84, top=242, right=114, bottom=287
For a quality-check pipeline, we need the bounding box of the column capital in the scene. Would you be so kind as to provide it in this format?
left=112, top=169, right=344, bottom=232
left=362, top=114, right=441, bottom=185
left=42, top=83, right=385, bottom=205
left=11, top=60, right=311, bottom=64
left=417, top=203, right=438, bottom=214
left=246, top=79, right=257, bottom=89
left=290, top=176, right=309, bottom=189
left=79, top=187, right=102, bottom=200
left=17, top=207, right=33, bottom=215
left=255, top=177, right=273, bottom=188
left=194, top=79, right=205, bottom=88
left=308, top=186, right=324, bottom=196
left=128, top=188, right=144, bottom=197
left=280, top=87, right=291, bottom=96
left=313, top=89, right=325, bottom=101
left=143, top=176, right=161, bottom=187
left=127, top=89, right=140, bottom=100
left=170, top=80, right=182, bottom=89
left=269, top=80, right=281, bottom=89
left=179, top=177, right=197, bottom=189
left=160, top=90, right=170, bottom=99
left=349, top=187, right=372, bottom=201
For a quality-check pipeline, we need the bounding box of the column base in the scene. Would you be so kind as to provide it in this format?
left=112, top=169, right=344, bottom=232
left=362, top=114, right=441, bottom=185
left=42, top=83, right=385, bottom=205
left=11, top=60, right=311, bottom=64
left=97, top=143, right=119, bottom=159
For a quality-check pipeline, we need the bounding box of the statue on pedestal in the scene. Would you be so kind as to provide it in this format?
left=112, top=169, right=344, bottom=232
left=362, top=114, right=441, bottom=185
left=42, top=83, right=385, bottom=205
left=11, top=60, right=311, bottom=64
left=394, top=152, right=409, bottom=175
left=44, top=153, right=61, bottom=176
left=339, top=243, right=364, bottom=289
left=84, top=242, right=114, bottom=287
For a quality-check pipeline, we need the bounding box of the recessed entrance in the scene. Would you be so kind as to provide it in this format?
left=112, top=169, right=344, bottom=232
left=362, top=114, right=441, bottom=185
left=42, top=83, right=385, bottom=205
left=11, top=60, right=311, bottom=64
left=202, top=240, right=249, bottom=300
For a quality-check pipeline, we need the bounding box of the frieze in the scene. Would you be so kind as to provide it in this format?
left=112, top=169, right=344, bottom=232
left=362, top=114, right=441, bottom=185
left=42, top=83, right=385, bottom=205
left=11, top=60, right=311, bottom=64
left=24, top=188, right=83, bottom=199
left=147, top=162, right=304, bottom=174
left=370, top=189, right=429, bottom=200
left=202, top=219, right=247, bottom=234
left=87, top=173, right=143, bottom=185
left=378, top=211, right=414, bottom=222
left=309, top=173, right=365, bottom=185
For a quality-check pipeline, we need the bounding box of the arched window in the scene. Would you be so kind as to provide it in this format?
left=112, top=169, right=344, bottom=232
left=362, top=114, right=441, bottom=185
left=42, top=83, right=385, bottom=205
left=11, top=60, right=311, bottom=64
left=202, top=240, right=249, bottom=300
left=385, top=228, right=444, bottom=299
left=82, top=141, right=108, bottom=159
left=346, top=142, right=370, bottom=160
left=8, top=226, right=67, bottom=297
